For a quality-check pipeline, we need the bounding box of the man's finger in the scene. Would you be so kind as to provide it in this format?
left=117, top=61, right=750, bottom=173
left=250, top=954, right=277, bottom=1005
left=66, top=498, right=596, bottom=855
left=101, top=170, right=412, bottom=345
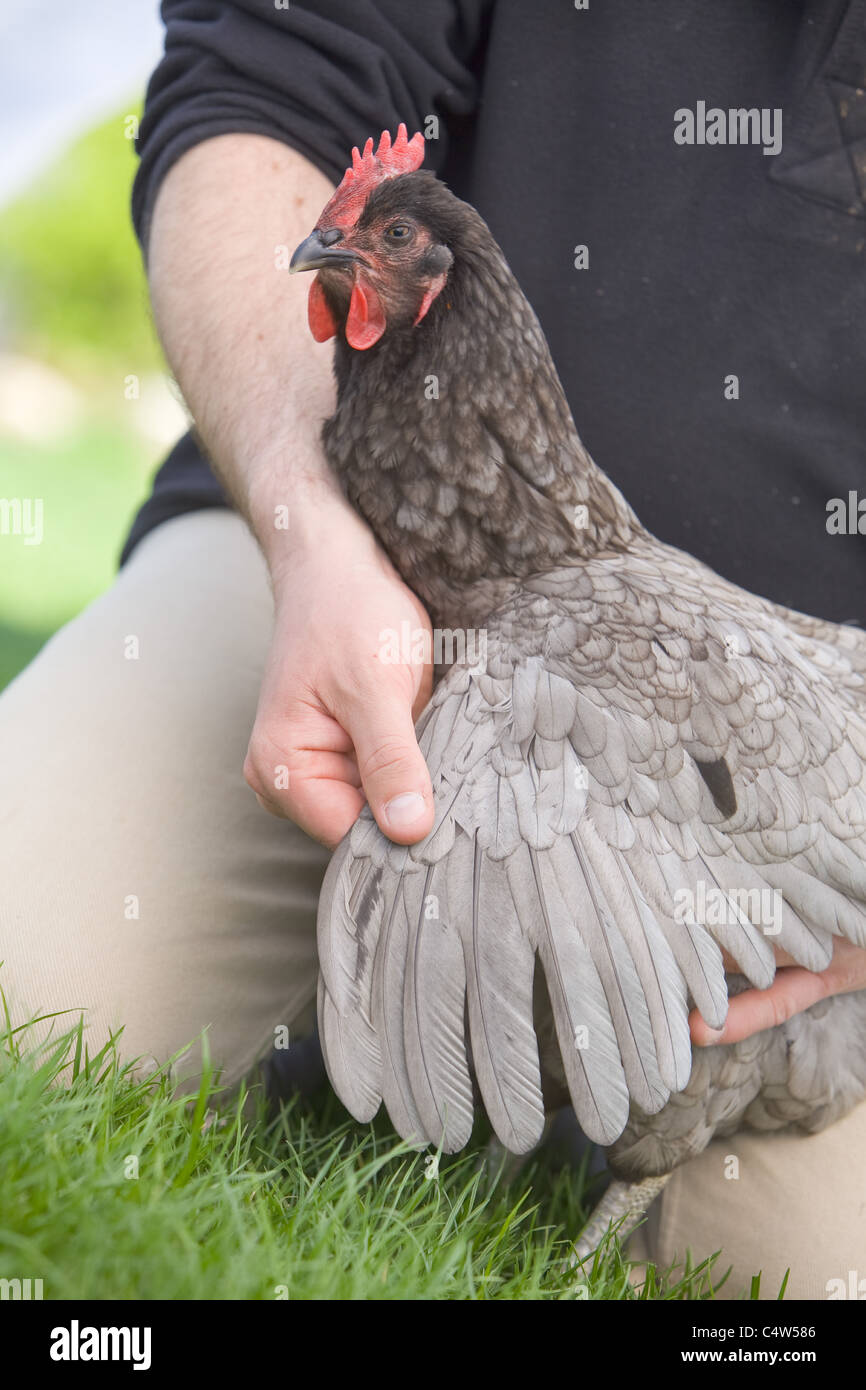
left=690, top=967, right=829, bottom=1046
left=271, top=776, right=367, bottom=849
left=348, top=694, right=434, bottom=844
left=692, top=938, right=866, bottom=1047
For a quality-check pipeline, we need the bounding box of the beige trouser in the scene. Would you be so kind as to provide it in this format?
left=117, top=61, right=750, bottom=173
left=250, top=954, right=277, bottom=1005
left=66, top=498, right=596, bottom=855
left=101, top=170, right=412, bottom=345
left=1, top=509, right=863, bottom=1299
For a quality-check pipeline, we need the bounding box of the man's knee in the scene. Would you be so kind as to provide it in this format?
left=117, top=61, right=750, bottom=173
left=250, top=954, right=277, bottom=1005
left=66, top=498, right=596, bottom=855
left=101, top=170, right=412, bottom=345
left=0, top=511, right=326, bottom=1086
left=627, top=1102, right=866, bottom=1299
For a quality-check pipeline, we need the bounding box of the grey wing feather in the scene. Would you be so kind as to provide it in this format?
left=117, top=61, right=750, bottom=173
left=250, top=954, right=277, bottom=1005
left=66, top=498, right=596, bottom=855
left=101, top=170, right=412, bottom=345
left=371, top=867, right=428, bottom=1144
left=402, top=864, right=475, bottom=1151
left=316, top=848, right=383, bottom=1121
left=506, top=840, right=630, bottom=1144
left=453, top=834, right=545, bottom=1153
left=317, top=551, right=866, bottom=1153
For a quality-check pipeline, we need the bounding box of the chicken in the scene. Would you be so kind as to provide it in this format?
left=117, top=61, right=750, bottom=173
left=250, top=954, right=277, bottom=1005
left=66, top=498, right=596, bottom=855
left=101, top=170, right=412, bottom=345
left=288, top=127, right=866, bottom=1247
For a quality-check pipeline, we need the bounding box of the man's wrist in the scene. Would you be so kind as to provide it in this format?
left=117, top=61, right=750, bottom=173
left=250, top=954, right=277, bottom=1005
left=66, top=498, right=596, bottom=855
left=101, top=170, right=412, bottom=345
left=248, top=460, right=378, bottom=591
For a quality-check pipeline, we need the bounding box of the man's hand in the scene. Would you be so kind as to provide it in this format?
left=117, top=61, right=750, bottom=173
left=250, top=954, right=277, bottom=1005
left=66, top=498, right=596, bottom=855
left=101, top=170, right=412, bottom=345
left=691, top=937, right=866, bottom=1046
left=244, top=510, right=435, bottom=849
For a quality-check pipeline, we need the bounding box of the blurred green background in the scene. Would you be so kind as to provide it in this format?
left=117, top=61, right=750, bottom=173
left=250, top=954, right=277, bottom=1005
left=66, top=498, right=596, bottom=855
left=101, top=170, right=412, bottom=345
left=0, top=110, right=186, bottom=689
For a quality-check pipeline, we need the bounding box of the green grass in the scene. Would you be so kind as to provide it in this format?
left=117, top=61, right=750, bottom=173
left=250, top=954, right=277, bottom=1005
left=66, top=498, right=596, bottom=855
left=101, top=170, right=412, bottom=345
left=0, top=1014, right=732, bottom=1301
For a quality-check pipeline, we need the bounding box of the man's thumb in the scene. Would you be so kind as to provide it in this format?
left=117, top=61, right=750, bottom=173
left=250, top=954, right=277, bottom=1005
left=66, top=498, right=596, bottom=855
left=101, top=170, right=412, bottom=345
left=350, top=698, right=434, bottom=844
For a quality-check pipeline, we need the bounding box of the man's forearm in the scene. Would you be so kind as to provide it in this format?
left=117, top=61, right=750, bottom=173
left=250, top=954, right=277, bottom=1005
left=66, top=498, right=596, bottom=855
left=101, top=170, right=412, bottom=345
left=145, top=131, right=436, bottom=850
left=146, top=133, right=365, bottom=574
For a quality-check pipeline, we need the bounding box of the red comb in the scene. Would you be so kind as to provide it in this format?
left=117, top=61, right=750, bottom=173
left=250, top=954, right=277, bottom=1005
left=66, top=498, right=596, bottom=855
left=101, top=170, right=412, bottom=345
left=318, top=124, right=426, bottom=230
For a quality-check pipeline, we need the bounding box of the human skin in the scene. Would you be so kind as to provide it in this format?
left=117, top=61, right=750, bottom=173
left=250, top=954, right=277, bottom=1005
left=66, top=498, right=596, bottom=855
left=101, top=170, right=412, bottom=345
left=144, top=132, right=866, bottom=1047
left=692, top=938, right=866, bottom=1045
left=146, top=133, right=435, bottom=849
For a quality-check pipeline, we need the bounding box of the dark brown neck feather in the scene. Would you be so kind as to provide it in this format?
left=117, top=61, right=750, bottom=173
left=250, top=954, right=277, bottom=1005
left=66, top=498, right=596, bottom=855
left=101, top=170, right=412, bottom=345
left=321, top=207, right=639, bottom=627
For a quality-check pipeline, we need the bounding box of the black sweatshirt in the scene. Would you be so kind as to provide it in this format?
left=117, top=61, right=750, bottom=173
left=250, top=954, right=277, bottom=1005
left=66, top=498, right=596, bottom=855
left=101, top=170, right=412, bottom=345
left=126, top=0, right=866, bottom=625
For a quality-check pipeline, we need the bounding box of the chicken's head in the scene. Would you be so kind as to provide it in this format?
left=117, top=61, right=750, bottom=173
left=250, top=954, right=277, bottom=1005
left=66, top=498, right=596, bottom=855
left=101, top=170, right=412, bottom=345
left=289, top=125, right=454, bottom=350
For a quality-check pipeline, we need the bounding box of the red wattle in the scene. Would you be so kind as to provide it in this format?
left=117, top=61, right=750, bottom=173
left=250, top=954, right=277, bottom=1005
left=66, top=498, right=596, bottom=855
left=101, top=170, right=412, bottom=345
left=308, top=276, right=338, bottom=342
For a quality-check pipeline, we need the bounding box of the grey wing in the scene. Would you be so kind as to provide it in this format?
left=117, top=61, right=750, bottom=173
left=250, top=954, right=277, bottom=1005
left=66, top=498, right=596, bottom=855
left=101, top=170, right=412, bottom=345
left=317, top=557, right=866, bottom=1154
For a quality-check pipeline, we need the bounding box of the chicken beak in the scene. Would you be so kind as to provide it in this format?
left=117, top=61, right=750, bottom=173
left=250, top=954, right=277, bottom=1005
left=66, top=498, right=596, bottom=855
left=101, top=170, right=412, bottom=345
left=289, top=229, right=359, bottom=273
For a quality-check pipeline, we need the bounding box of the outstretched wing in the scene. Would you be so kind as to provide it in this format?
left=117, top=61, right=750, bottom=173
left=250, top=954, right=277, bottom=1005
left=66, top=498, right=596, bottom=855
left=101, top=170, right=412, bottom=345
left=317, top=547, right=866, bottom=1153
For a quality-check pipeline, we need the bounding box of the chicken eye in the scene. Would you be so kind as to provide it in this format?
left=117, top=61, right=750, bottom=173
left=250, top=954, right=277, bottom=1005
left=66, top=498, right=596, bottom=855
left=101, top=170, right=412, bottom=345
left=385, top=222, right=413, bottom=244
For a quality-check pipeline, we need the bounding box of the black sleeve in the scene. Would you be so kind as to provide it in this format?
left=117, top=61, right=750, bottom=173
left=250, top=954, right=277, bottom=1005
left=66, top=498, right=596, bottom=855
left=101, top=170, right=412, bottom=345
left=132, top=0, right=491, bottom=248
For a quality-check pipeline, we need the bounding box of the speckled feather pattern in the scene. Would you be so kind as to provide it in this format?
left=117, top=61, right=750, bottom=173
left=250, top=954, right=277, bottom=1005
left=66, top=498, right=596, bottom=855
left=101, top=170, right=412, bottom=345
left=314, top=172, right=866, bottom=1175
